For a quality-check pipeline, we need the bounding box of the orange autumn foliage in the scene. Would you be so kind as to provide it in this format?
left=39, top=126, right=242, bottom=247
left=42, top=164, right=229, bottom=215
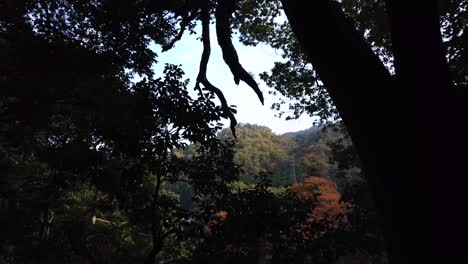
left=215, top=210, right=228, bottom=220
left=203, top=210, right=228, bottom=237
left=292, top=177, right=352, bottom=240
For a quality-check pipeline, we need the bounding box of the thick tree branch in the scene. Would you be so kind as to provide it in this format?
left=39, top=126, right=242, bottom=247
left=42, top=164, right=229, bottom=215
left=215, top=0, right=264, bottom=105
left=384, top=1, right=466, bottom=262
left=279, top=0, right=395, bottom=205
left=196, top=4, right=237, bottom=138
left=384, top=1, right=452, bottom=93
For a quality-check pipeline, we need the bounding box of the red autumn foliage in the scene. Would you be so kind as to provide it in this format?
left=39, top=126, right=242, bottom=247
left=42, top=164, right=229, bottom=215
left=292, top=176, right=353, bottom=240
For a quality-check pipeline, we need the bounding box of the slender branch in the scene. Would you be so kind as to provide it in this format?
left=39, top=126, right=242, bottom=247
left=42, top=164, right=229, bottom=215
left=162, top=11, right=198, bottom=52
left=215, top=0, right=264, bottom=105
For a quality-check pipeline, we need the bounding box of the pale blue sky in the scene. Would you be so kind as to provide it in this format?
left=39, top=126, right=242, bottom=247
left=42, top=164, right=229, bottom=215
left=151, top=25, right=315, bottom=135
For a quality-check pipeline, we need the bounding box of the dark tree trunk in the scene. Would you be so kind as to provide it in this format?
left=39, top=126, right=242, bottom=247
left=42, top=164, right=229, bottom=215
left=281, top=0, right=466, bottom=262
left=145, top=176, right=164, bottom=264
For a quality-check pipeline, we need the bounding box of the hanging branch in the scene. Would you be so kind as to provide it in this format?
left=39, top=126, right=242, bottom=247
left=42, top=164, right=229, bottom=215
left=196, top=3, right=238, bottom=138
left=215, top=0, right=264, bottom=105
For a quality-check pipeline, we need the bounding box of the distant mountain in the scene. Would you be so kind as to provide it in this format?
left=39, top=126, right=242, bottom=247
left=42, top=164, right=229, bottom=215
left=281, top=126, right=322, bottom=139
left=218, top=123, right=295, bottom=185
left=216, top=124, right=338, bottom=186
left=175, top=122, right=360, bottom=207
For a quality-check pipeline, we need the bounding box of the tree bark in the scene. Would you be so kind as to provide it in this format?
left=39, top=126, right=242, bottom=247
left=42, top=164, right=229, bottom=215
left=383, top=1, right=467, bottom=262
left=281, top=0, right=464, bottom=262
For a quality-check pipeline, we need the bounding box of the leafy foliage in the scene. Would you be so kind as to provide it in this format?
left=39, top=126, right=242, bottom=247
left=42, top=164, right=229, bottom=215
left=0, top=0, right=401, bottom=263
left=0, top=5, right=239, bottom=261
left=216, top=123, right=342, bottom=186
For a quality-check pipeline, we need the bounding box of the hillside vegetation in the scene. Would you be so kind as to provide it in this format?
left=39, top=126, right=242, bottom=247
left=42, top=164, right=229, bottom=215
left=217, top=123, right=342, bottom=186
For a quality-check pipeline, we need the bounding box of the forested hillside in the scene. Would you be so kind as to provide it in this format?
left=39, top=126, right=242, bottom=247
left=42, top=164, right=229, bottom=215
left=217, top=123, right=342, bottom=186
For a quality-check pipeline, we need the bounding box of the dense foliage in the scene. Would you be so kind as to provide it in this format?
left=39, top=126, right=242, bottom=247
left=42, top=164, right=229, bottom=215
left=1, top=1, right=240, bottom=262
left=3, top=0, right=454, bottom=263
left=216, top=124, right=332, bottom=185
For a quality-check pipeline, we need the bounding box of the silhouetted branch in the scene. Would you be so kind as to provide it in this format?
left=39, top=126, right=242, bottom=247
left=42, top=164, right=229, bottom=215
left=162, top=11, right=198, bottom=52
left=215, top=0, right=264, bottom=105
left=196, top=4, right=237, bottom=138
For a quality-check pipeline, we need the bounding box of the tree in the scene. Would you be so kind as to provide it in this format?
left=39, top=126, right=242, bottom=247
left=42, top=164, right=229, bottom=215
left=1, top=2, right=243, bottom=263
left=232, top=0, right=465, bottom=261
left=202, top=0, right=467, bottom=261
left=191, top=172, right=327, bottom=264
left=269, top=1, right=467, bottom=262
left=3, top=0, right=466, bottom=262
